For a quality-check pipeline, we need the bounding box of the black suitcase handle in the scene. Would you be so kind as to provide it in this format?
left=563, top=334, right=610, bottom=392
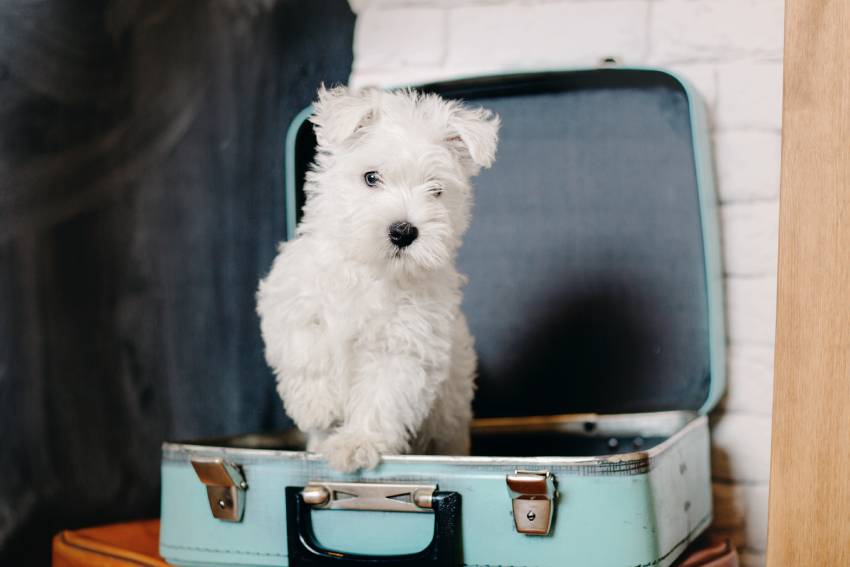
left=285, top=486, right=461, bottom=566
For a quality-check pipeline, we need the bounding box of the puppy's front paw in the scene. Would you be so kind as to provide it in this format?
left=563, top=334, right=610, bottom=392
left=319, top=432, right=385, bottom=472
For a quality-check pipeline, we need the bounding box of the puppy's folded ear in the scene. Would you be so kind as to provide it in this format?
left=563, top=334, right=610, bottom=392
left=446, top=105, right=501, bottom=176
left=310, top=84, right=379, bottom=148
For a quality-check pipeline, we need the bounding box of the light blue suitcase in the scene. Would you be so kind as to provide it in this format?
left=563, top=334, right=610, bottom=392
left=160, top=67, right=724, bottom=567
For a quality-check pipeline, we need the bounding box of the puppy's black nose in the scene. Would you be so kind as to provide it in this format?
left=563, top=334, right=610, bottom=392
left=388, top=221, right=418, bottom=248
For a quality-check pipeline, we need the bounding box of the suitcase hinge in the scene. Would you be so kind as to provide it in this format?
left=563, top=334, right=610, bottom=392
left=506, top=470, right=556, bottom=535
left=191, top=459, right=248, bottom=522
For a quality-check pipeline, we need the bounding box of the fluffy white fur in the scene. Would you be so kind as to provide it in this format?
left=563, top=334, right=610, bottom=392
left=257, top=86, right=499, bottom=472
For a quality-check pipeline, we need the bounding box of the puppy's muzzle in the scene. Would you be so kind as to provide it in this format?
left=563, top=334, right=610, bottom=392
left=388, top=221, right=418, bottom=248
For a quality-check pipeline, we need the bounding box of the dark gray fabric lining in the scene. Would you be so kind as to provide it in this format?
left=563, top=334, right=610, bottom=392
left=457, top=83, right=709, bottom=415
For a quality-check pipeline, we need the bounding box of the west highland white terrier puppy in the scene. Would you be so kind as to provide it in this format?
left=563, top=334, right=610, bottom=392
left=257, top=85, right=499, bottom=472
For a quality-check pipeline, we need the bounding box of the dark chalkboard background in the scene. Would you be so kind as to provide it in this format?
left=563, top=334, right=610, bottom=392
left=0, top=1, right=354, bottom=563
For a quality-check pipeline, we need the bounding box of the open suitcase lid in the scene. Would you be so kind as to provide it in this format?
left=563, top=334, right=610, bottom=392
left=284, top=68, right=725, bottom=417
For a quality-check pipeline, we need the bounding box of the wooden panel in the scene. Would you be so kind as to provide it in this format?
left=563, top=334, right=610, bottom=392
left=0, top=1, right=353, bottom=564
left=767, top=0, right=850, bottom=564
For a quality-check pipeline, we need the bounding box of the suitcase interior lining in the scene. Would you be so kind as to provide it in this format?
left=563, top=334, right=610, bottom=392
left=290, top=70, right=713, bottom=418
left=293, top=69, right=712, bottom=417
left=179, top=411, right=691, bottom=458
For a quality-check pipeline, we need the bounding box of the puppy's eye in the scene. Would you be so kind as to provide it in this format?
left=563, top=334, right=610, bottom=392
left=363, top=171, right=381, bottom=187
left=426, top=182, right=443, bottom=197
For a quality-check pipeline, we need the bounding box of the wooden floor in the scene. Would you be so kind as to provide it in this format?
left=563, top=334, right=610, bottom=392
left=767, top=0, right=850, bottom=563
left=0, top=2, right=353, bottom=564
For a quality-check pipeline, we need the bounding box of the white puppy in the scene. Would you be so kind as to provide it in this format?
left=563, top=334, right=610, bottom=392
left=257, top=86, right=499, bottom=472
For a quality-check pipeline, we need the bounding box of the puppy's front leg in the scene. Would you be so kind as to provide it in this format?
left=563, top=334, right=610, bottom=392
left=320, top=351, right=445, bottom=472
left=270, top=320, right=343, bottom=438
left=258, top=256, right=343, bottom=439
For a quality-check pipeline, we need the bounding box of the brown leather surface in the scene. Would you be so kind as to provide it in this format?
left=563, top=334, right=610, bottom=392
left=52, top=520, right=167, bottom=567
left=675, top=536, right=740, bottom=567
left=52, top=519, right=738, bottom=567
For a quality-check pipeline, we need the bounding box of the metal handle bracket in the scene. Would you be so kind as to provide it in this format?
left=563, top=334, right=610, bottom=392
left=301, top=481, right=437, bottom=513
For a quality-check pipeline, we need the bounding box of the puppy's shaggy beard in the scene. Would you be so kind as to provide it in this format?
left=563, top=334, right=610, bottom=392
left=386, top=218, right=455, bottom=276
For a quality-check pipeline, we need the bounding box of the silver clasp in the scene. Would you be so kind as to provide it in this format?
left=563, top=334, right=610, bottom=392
left=191, top=459, right=248, bottom=522
left=506, top=470, right=557, bottom=535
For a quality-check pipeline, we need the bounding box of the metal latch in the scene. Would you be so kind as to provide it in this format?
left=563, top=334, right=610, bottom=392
left=301, top=481, right=436, bottom=512
left=506, top=470, right=556, bottom=535
left=191, top=459, right=248, bottom=522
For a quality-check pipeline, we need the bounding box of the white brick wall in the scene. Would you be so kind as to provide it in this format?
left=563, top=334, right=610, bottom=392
left=348, top=1, right=783, bottom=564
